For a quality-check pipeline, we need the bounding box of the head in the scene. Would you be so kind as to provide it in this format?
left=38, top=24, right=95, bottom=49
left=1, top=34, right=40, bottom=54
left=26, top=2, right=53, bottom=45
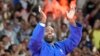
left=28, top=13, right=37, bottom=27
left=61, top=23, right=68, bottom=32
left=47, top=12, right=54, bottom=23
left=3, top=20, right=12, bottom=31
left=8, top=44, right=18, bottom=53
left=72, top=48, right=81, bottom=56
left=20, top=19, right=30, bottom=31
left=0, top=35, right=10, bottom=44
left=93, top=19, right=100, bottom=29
left=82, top=28, right=88, bottom=40
left=44, top=26, right=55, bottom=43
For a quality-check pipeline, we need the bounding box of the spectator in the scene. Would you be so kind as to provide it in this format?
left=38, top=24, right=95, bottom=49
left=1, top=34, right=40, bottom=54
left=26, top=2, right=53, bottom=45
left=0, top=0, right=99, bottom=56
left=2, top=20, right=18, bottom=44
left=0, top=41, right=5, bottom=56
left=79, top=28, right=93, bottom=50
left=91, top=19, right=100, bottom=51
left=0, top=35, right=11, bottom=50
left=18, top=19, right=32, bottom=42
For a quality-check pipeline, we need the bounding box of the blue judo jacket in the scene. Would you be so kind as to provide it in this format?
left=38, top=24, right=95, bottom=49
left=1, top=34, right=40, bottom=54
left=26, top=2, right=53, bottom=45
left=28, top=23, right=82, bottom=56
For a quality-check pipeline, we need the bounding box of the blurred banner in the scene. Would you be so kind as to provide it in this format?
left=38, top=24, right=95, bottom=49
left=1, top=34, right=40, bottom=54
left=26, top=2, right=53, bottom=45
left=43, top=0, right=76, bottom=19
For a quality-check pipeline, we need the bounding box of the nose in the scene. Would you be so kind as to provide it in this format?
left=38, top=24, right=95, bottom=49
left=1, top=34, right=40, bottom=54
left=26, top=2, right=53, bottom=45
left=48, top=31, right=52, bottom=35
left=48, top=33, right=52, bottom=36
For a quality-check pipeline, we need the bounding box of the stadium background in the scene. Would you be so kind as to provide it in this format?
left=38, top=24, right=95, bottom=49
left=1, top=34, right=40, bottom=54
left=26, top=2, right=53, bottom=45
left=0, top=0, right=100, bottom=56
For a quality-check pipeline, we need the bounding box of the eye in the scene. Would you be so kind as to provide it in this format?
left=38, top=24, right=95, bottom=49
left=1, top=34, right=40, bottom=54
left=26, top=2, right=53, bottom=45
left=45, top=29, right=49, bottom=32
left=51, top=30, right=54, bottom=33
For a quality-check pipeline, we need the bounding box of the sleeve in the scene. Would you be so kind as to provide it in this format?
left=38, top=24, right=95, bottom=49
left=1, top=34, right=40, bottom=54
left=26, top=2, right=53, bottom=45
left=28, top=23, right=45, bottom=54
left=58, top=22, right=83, bottom=54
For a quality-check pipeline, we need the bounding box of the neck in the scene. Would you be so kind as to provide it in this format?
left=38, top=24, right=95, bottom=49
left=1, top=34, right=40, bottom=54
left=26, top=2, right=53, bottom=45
left=49, top=42, right=54, bottom=45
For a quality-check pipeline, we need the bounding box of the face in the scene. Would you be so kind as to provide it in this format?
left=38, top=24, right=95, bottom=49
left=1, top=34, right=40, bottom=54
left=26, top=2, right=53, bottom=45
left=12, top=45, right=18, bottom=52
left=82, top=31, right=87, bottom=39
left=2, top=36, right=10, bottom=43
left=21, top=20, right=30, bottom=31
left=3, top=21, right=12, bottom=30
left=72, top=48, right=81, bottom=56
left=0, top=41, right=4, bottom=49
left=44, top=26, right=55, bottom=43
left=61, top=24, right=68, bottom=32
left=30, top=15, right=37, bottom=26
left=94, top=19, right=100, bottom=29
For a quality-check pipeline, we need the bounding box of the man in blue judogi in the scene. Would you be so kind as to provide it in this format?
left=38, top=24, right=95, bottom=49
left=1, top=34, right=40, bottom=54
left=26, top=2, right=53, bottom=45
left=28, top=8, right=82, bottom=56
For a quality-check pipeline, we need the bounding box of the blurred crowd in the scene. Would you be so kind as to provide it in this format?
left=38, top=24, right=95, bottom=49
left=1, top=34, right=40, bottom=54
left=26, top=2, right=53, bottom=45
left=0, top=0, right=100, bottom=56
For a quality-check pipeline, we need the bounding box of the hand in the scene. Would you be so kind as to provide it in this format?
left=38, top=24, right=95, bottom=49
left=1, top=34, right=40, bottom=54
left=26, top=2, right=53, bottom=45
left=40, top=8, right=47, bottom=24
left=18, top=44, right=23, bottom=51
left=66, top=8, right=77, bottom=26
left=15, top=44, right=23, bottom=56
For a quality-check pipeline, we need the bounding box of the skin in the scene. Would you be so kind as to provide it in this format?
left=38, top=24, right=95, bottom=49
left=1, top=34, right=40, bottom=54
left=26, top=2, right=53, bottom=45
left=44, top=26, right=55, bottom=43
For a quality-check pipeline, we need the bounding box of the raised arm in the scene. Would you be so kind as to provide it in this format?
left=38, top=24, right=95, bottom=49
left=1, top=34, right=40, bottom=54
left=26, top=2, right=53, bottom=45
left=28, top=9, right=47, bottom=54
left=58, top=22, right=82, bottom=54
left=57, top=8, right=82, bottom=54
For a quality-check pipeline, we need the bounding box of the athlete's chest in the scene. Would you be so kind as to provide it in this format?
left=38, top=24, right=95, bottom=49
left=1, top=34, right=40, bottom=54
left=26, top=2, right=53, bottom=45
left=39, top=45, right=66, bottom=56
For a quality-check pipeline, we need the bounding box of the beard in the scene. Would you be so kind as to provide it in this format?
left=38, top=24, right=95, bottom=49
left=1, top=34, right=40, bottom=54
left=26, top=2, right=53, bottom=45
left=44, top=36, right=55, bottom=43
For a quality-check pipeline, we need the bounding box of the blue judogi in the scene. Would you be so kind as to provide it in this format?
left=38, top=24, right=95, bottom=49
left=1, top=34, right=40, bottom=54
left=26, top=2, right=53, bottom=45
left=13, top=0, right=20, bottom=6
left=28, top=23, right=82, bottom=56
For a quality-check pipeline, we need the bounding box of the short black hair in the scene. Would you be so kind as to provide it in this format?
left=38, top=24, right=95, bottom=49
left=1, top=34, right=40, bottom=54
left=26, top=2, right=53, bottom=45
left=82, top=28, right=88, bottom=34
left=0, top=35, right=7, bottom=41
left=61, top=23, right=67, bottom=28
left=8, top=44, right=17, bottom=53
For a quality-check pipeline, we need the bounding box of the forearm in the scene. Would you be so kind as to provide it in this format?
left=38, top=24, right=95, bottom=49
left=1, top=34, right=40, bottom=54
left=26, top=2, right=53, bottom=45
left=68, top=22, right=82, bottom=45
left=28, top=8, right=47, bottom=53
left=64, top=22, right=82, bottom=53
left=61, top=7, right=83, bottom=53
left=28, top=23, right=45, bottom=52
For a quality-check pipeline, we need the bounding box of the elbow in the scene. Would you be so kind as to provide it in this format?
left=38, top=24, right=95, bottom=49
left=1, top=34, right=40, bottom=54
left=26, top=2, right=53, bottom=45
left=75, top=30, right=82, bottom=45
left=70, top=34, right=82, bottom=47
left=28, top=38, right=37, bottom=49
left=75, top=35, right=82, bottom=46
